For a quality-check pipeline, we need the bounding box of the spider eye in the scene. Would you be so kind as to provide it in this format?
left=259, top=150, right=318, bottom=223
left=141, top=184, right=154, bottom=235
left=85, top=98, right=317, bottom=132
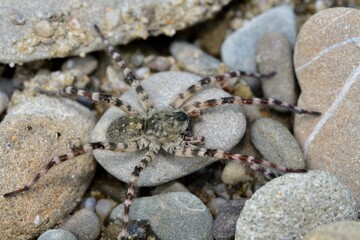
left=175, top=112, right=188, bottom=122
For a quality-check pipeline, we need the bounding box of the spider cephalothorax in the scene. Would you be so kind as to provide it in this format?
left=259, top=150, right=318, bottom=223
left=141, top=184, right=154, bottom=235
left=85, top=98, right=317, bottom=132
left=145, top=110, right=190, bottom=143
left=3, top=25, right=321, bottom=240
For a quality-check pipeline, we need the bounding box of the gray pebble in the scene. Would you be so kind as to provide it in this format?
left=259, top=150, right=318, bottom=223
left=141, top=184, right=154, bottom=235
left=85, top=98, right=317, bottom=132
left=135, top=66, right=150, bottom=79
left=110, top=192, right=213, bottom=240
left=146, top=56, right=172, bottom=72
left=251, top=118, right=305, bottom=169
left=235, top=171, right=358, bottom=240
left=62, top=56, right=98, bottom=76
left=61, top=208, right=101, bottom=240
left=256, top=32, right=297, bottom=111
left=92, top=71, right=245, bottom=186
left=170, top=41, right=222, bottom=76
left=38, top=229, right=77, bottom=240
left=95, top=199, right=116, bottom=220
left=152, top=181, right=190, bottom=195
left=213, top=198, right=247, bottom=240
left=221, top=6, right=297, bottom=92
left=131, top=53, right=145, bottom=67
left=84, top=197, right=97, bottom=212
left=0, top=91, right=9, bottom=114
left=207, top=197, right=228, bottom=216
left=0, top=0, right=231, bottom=64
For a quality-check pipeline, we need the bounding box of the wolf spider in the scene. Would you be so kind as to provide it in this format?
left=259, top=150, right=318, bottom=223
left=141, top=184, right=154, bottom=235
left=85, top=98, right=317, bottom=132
left=3, top=25, right=321, bottom=239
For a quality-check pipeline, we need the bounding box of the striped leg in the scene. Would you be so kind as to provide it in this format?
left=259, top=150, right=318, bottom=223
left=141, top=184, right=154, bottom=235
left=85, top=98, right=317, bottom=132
left=121, top=148, right=158, bottom=240
left=183, top=135, right=205, bottom=145
left=165, top=144, right=306, bottom=180
left=3, top=141, right=140, bottom=198
left=94, top=25, right=154, bottom=113
left=183, top=96, right=321, bottom=116
left=39, top=87, right=139, bottom=115
left=171, top=71, right=275, bottom=109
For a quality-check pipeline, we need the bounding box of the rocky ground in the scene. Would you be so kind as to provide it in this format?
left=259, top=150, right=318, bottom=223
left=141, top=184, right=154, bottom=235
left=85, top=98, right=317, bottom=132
left=0, top=1, right=359, bottom=240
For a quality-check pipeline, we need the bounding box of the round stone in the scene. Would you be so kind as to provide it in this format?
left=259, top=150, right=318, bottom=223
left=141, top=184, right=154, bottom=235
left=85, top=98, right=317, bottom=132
left=251, top=118, right=305, bottom=169
left=213, top=198, right=247, bottom=240
left=221, top=5, right=297, bottom=91
left=95, top=199, right=116, bottom=220
left=110, top=192, right=213, bottom=240
left=0, top=96, right=96, bottom=239
left=294, top=7, right=360, bottom=203
left=235, top=171, right=358, bottom=240
left=38, top=229, right=77, bottom=240
left=92, top=71, right=245, bottom=186
left=61, top=208, right=101, bottom=240
left=256, top=32, right=297, bottom=111
left=170, top=41, right=222, bottom=76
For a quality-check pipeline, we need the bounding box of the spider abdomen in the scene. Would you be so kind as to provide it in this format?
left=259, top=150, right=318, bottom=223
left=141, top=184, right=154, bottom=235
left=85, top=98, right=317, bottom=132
left=106, top=116, right=144, bottom=143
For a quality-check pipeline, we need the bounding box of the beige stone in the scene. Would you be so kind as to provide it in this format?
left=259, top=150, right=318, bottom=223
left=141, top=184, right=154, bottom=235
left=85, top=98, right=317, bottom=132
left=294, top=8, right=360, bottom=203
left=0, top=96, right=96, bottom=239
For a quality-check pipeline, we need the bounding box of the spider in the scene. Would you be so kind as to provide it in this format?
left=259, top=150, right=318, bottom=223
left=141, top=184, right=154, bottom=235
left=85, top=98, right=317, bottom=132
left=3, top=25, right=321, bottom=239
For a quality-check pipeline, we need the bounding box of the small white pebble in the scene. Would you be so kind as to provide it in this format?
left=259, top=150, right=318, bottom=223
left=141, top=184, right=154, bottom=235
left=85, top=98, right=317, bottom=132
left=68, top=17, right=81, bottom=30
left=135, top=67, right=150, bottom=79
left=34, top=215, right=41, bottom=227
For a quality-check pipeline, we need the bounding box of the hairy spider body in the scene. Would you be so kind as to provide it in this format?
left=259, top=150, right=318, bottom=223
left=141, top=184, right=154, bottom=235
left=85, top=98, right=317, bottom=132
left=3, top=25, right=321, bottom=240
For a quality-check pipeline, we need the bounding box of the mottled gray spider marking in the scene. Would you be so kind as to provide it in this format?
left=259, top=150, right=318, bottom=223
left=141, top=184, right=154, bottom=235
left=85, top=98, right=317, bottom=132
left=3, top=25, right=321, bottom=240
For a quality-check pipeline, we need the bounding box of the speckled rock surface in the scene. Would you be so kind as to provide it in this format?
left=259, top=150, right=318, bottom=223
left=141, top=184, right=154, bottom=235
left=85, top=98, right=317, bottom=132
left=213, top=198, right=247, bottom=240
left=38, top=229, right=77, bottom=240
left=110, top=192, right=213, bottom=240
left=0, top=0, right=231, bottom=64
left=221, top=5, right=297, bottom=91
left=294, top=8, right=360, bottom=203
left=0, top=96, right=96, bottom=240
left=235, top=171, right=358, bottom=240
left=304, top=221, right=360, bottom=240
left=256, top=32, right=297, bottom=110
left=251, top=118, right=305, bottom=169
left=92, top=71, right=245, bottom=186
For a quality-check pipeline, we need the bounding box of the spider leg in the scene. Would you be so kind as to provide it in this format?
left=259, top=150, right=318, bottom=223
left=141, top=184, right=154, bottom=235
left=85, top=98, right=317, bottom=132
left=165, top=143, right=306, bottom=180
left=94, top=25, right=154, bottom=113
left=3, top=141, right=140, bottom=198
left=183, top=96, right=321, bottom=116
left=121, top=147, right=158, bottom=240
left=183, top=135, right=205, bottom=146
left=171, top=71, right=275, bottom=108
left=38, top=87, right=139, bottom=115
